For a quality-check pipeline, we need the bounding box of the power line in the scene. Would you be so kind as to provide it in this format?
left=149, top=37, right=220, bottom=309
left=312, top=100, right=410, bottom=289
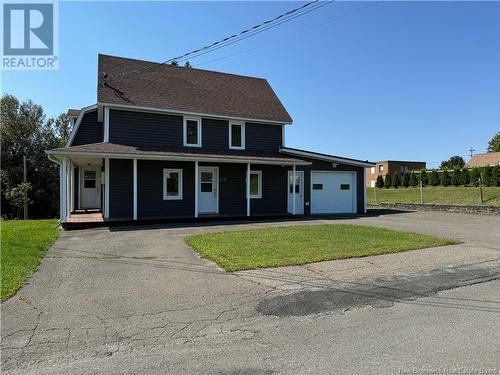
left=108, top=1, right=329, bottom=80
left=196, top=0, right=383, bottom=67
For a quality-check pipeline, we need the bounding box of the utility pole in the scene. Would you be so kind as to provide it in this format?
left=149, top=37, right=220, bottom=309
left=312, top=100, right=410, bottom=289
left=419, top=174, right=423, bottom=204
left=469, top=147, right=475, bottom=159
left=23, top=155, right=28, bottom=219
left=479, top=176, right=483, bottom=204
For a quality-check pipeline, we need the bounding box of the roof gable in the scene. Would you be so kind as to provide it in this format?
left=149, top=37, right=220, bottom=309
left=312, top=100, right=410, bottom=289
left=97, top=54, right=292, bottom=124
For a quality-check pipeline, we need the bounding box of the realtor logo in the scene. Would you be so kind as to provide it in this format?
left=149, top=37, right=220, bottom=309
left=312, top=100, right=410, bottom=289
left=2, top=1, right=58, bottom=70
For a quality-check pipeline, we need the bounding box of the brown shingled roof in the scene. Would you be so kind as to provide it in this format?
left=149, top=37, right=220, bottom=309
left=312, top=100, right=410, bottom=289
left=67, top=109, right=80, bottom=118
left=46, top=142, right=307, bottom=165
left=98, top=54, right=293, bottom=124
left=466, top=152, right=500, bottom=168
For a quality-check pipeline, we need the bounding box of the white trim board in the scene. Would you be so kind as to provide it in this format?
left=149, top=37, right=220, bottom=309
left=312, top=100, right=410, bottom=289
left=280, top=148, right=374, bottom=168
left=98, top=102, right=290, bottom=126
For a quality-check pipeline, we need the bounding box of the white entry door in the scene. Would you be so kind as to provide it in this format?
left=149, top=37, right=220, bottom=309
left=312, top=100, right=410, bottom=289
left=311, top=171, right=356, bottom=214
left=80, top=167, right=101, bottom=209
left=287, top=171, right=304, bottom=214
left=198, top=167, right=219, bottom=214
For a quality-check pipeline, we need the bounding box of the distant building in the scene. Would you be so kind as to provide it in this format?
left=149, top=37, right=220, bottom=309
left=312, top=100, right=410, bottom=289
left=465, top=152, right=500, bottom=168
left=366, top=160, right=426, bottom=187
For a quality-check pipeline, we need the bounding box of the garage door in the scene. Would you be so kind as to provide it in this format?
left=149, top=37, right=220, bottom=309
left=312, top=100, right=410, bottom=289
left=311, top=172, right=356, bottom=214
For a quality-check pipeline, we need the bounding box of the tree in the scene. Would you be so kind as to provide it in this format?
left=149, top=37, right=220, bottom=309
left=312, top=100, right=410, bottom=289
left=184, top=61, right=192, bottom=68
left=392, top=172, right=401, bottom=188
left=470, top=168, right=481, bottom=185
left=5, top=182, right=32, bottom=218
left=402, top=171, right=411, bottom=187
left=429, top=170, right=440, bottom=186
left=487, top=132, right=500, bottom=152
left=440, top=169, right=451, bottom=186
left=420, top=170, right=428, bottom=186
left=440, top=156, right=465, bottom=170
left=460, top=168, right=470, bottom=186
left=384, top=173, right=392, bottom=188
left=1, top=94, right=66, bottom=218
left=409, top=172, right=418, bottom=187
left=375, top=174, right=384, bottom=188
left=451, top=169, right=461, bottom=186
left=481, top=166, right=492, bottom=187
left=170, top=60, right=178, bottom=66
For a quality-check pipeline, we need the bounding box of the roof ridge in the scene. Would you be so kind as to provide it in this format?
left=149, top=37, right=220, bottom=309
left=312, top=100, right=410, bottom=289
left=99, top=53, right=268, bottom=82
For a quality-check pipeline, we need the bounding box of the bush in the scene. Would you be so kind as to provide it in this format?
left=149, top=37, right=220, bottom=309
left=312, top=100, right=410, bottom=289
left=460, top=168, right=470, bottom=186
left=493, top=165, right=500, bottom=187
left=451, top=169, right=461, bottom=186
left=481, top=166, right=492, bottom=186
left=402, top=171, right=411, bottom=187
left=420, top=170, right=428, bottom=186
left=429, top=170, right=440, bottom=186
left=409, top=172, right=418, bottom=187
left=440, top=169, right=451, bottom=186
left=392, top=172, right=401, bottom=188
left=375, top=174, right=384, bottom=188
left=470, top=168, right=481, bottom=185
left=384, top=173, right=392, bottom=188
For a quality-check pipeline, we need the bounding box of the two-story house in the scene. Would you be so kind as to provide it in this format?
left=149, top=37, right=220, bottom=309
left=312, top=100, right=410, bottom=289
left=46, top=54, right=374, bottom=227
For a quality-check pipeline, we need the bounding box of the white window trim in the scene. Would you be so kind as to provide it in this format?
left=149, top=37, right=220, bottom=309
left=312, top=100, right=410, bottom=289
left=229, top=121, right=245, bottom=150
left=163, top=168, right=183, bottom=200
left=183, top=116, right=202, bottom=147
left=247, top=170, right=262, bottom=199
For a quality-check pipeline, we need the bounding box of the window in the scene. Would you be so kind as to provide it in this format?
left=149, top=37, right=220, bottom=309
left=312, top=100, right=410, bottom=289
left=200, top=172, right=213, bottom=192
left=370, top=167, right=375, bottom=174
left=229, top=122, right=245, bottom=149
left=312, top=184, right=323, bottom=190
left=248, top=171, right=262, bottom=199
left=400, top=165, right=409, bottom=173
left=340, top=184, right=350, bottom=190
left=83, top=170, right=96, bottom=188
left=183, top=117, right=201, bottom=147
left=379, top=165, right=384, bottom=173
left=163, top=169, right=183, bottom=200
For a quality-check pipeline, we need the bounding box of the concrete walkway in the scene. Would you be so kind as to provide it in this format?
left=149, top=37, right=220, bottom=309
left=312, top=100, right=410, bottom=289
left=1, top=210, right=499, bottom=374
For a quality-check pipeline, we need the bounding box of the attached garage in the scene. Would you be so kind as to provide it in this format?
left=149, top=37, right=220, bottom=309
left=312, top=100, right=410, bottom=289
left=311, top=171, right=356, bottom=214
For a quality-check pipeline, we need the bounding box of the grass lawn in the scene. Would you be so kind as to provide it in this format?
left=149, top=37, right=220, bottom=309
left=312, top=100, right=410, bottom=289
left=367, top=186, right=500, bottom=206
left=185, top=224, right=458, bottom=271
left=1, top=219, right=60, bottom=301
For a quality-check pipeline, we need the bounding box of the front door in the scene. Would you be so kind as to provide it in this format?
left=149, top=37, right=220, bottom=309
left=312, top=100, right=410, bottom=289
left=198, top=167, right=219, bottom=214
left=288, top=171, right=304, bottom=214
left=80, top=167, right=101, bottom=209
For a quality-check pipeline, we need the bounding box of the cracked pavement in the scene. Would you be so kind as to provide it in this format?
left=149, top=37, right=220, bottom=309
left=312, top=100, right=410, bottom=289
left=1, top=210, right=500, bottom=374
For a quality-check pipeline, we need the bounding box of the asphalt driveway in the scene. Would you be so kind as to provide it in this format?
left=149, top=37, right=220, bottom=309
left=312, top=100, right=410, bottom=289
left=2, top=210, right=500, bottom=374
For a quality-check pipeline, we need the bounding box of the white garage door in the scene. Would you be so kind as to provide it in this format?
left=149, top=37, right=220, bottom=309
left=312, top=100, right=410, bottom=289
left=311, top=172, right=356, bottom=214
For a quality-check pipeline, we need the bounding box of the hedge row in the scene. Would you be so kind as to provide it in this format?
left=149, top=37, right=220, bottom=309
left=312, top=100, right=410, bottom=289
left=374, top=166, right=500, bottom=189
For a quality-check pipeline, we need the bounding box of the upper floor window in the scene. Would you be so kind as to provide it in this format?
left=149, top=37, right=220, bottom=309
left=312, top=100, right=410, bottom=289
left=379, top=165, right=384, bottom=173
left=370, top=167, right=375, bottom=174
left=183, top=117, right=201, bottom=147
left=400, top=165, right=409, bottom=173
left=229, top=122, right=245, bottom=150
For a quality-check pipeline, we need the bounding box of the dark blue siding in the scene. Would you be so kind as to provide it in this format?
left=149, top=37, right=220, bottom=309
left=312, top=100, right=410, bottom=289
left=138, top=160, right=195, bottom=218
left=108, top=110, right=283, bottom=155
left=250, top=165, right=288, bottom=215
left=72, top=110, right=102, bottom=146
left=109, top=159, right=133, bottom=219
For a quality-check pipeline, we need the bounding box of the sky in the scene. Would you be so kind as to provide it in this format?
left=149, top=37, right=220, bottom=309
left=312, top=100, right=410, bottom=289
left=2, top=1, right=499, bottom=167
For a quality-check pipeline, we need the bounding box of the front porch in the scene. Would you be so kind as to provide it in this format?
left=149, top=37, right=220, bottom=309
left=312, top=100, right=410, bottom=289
left=67, top=210, right=104, bottom=223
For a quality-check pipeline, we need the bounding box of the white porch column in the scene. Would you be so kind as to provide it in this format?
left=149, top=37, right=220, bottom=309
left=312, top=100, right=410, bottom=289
left=292, top=164, right=296, bottom=215
left=194, top=161, right=199, bottom=218
left=69, top=164, right=74, bottom=213
left=363, top=170, right=367, bottom=213
left=61, top=157, right=68, bottom=222
left=133, top=159, right=137, bottom=220
left=104, top=158, right=110, bottom=219
left=246, top=163, right=251, bottom=217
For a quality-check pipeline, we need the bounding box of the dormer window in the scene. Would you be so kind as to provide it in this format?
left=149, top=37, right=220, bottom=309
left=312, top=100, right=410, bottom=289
left=229, top=121, right=245, bottom=150
left=183, top=117, right=201, bottom=147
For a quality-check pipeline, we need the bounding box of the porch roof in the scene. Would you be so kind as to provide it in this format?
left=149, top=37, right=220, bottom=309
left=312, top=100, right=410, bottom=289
left=46, top=142, right=310, bottom=166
